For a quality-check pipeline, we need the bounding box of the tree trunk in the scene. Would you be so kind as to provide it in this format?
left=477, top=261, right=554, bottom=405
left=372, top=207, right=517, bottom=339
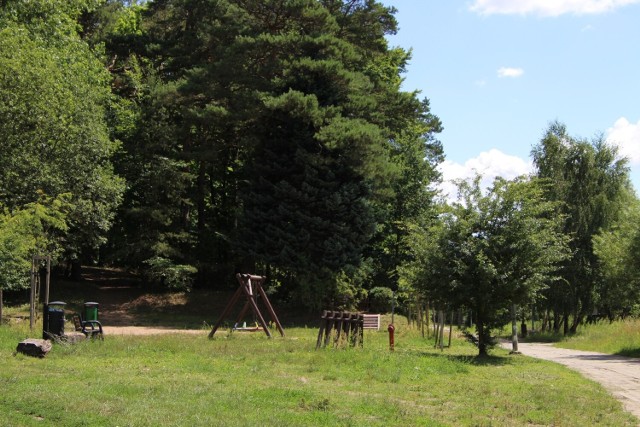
left=553, top=310, right=561, bottom=333
left=510, top=303, right=519, bottom=353
left=563, top=309, right=569, bottom=336
left=425, top=300, right=430, bottom=338
left=476, top=316, right=488, bottom=356
left=569, top=312, right=583, bottom=334
left=70, top=259, right=82, bottom=281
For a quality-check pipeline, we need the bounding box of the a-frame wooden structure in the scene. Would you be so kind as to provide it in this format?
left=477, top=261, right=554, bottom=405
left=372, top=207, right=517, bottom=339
left=208, top=274, right=284, bottom=338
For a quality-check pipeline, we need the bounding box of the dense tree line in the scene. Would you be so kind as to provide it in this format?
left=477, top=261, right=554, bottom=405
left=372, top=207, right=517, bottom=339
left=402, top=122, right=637, bottom=355
left=1, top=0, right=639, bottom=341
left=0, top=0, right=442, bottom=309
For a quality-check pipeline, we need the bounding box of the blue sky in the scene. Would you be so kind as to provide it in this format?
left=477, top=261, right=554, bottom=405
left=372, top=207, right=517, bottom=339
left=381, top=0, right=640, bottom=199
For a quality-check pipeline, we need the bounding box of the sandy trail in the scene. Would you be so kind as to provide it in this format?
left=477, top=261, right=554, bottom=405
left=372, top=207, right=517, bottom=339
left=502, top=341, right=640, bottom=421
left=102, top=326, right=205, bottom=336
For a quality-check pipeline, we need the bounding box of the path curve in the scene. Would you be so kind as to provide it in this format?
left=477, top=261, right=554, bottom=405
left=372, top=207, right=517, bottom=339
left=503, top=342, right=640, bottom=420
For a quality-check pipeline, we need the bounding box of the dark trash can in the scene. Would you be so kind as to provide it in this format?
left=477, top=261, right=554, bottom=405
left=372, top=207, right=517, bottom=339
left=84, top=302, right=99, bottom=322
left=43, top=301, right=66, bottom=339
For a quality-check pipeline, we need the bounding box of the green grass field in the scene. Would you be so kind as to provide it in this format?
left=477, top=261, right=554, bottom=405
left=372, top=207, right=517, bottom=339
left=548, top=318, right=640, bottom=357
left=1, top=319, right=637, bottom=427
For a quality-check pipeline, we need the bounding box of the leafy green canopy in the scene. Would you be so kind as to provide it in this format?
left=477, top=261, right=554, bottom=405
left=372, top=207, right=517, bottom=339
left=404, top=177, right=568, bottom=355
left=593, top=189, right=640, bottom=319
left=531, top=121, right=630, bottom=332
left=0, top=194, right=70, bottom=291
left=105, top=0, right=442, bottom=304
left=0, top=0, right=124, bottom=268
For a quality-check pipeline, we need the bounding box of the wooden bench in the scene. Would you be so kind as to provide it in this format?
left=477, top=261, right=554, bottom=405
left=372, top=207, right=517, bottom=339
left=72, top=314, right=104, bottom=339
left=362, top=314, right=381, bottom=331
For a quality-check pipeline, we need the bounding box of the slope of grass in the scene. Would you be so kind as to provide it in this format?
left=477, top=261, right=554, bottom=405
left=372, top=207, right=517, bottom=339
left=1, top=321, right=636, bottom=426
left=552, top=318, right=640, bottom=357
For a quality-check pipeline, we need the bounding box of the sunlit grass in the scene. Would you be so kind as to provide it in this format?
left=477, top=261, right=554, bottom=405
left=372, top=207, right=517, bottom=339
left=1, top=321, right=636, bottom=426
left=551, top=318, right=640, bottom=357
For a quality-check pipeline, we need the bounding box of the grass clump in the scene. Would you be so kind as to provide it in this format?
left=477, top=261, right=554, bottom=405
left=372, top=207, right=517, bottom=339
left=0, top=322, right=637, bottom=426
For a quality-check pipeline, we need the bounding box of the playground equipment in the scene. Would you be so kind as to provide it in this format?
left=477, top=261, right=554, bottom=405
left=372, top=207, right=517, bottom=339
left=315, top=310, right=364, bottom=349
left=209, top=274, right=284, bottom=338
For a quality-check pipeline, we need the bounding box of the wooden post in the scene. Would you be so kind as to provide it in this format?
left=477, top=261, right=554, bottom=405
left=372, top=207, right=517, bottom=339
left=209, top=285, right=244, bottom=338
left=44, top=256, right=50, bottom=305
left=255, top=280, right=284, bottom=337
left=0, top=288, right=3, bottom=325
left=29, top=258, right=36, bottom=330
left=317, top=311, right=364, bottom=349
left=438, top=310, right=445, bottom=351
left=448, top=311, right=453, bottom=348
left=323, top=311, right=336, bottom=347
left=239, top=278, right=271, bottom=338
left=316, top=311, right=328, bottom=349
left=433, top=310, right=440, bottom=348
left=334, top=312, right=344, bottom=346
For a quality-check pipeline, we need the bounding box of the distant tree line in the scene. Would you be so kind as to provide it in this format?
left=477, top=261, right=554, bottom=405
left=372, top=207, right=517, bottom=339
left=1, top=1, right=639, bottom=347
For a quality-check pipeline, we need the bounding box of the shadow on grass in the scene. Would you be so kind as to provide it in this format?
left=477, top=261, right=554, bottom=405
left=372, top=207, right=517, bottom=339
left=519, top=332, right=567, bottom=343
left=407, top=348, right=514, bottom=366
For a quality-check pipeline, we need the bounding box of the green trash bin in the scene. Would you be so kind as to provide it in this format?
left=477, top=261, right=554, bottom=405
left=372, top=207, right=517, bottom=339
left=84, top=302, right=99, bottom=322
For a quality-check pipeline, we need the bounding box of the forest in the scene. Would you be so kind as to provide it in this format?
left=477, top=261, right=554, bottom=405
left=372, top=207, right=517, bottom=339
left=1, top=0, right=639, bottom=354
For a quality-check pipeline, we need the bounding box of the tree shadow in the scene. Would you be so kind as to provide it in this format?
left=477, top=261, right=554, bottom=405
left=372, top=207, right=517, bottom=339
left=615, top=348, right=640, bottom=358
left=407, top=348, right=514, bottom=366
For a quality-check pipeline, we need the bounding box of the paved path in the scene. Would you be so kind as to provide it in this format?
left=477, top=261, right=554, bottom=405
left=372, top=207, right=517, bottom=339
left=502, top=341, right=640, bottom=420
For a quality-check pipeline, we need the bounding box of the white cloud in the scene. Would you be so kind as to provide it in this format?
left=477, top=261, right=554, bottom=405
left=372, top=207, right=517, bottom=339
left=497, top=67, right=524, bottom=78
left=606, top=117, right=640, bottom=164
left=469, top=0, right=640, bottom=16
left=436, top=149, right=534, bottom=202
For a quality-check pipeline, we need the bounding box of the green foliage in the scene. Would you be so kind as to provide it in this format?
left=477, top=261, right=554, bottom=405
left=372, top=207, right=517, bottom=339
left=0, top=0, right=124, bottom=266
left=405, top=176, right=569, bottom=355
left=102, top=0, right=442, bottom=301
left=368, top=286, right=394, bottom=312
left=531, top=121, right=630, bottom=332
left=143, top=256, right=197, bottom=291
left=0, top=193, right=70, bottom=291
left=593, top=190, right=640, bottom=318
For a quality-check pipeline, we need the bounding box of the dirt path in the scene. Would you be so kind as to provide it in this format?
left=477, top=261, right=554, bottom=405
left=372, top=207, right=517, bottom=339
left=102, top=326, right=205, bottom=336
left=502, top=341, right=640, bottom=421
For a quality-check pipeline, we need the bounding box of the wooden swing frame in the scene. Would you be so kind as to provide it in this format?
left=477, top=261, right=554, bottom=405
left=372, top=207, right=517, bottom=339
left=208, top=274, right=284, bottom=338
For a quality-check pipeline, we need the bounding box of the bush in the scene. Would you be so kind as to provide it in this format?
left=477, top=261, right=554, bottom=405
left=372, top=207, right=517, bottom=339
left=143, top=257, right=197, bottom=291
left=368, top=286, right=394, bottom=313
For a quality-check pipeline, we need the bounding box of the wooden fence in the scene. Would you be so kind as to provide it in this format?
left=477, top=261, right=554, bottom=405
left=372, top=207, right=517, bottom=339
left=315, top=311, right=364, bottom=349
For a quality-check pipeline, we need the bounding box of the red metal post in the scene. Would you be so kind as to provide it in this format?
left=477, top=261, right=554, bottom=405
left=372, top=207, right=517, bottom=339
left=388, top=324, right=395, bottom=352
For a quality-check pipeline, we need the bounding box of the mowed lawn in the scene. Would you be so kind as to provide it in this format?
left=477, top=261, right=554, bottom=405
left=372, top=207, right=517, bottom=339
left=1, top=323, right=637, bottom=427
